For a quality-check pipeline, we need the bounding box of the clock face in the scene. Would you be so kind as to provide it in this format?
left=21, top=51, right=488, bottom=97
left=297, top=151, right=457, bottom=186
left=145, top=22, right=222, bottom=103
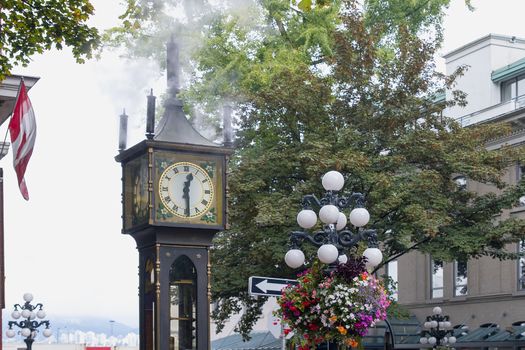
left=123, top=154, right=149, bottom=230
left=132, top=164, right=149, bottom=224
left=158, top=162, right=214, bottom=218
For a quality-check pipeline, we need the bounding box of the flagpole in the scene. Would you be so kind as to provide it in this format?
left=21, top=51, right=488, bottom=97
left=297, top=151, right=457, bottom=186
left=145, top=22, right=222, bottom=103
left=0, top=168, right=4, bottom=350
left=0, top=76, right=26, bottom=350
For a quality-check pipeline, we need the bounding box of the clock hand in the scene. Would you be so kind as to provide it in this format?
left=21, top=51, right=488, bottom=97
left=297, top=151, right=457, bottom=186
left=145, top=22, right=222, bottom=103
left=182, top=173, right=194, bottom=216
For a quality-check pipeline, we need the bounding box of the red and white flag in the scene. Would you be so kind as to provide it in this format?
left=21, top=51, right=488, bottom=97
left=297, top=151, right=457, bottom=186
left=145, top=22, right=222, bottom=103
left=8, top=80, right=36, bottom=200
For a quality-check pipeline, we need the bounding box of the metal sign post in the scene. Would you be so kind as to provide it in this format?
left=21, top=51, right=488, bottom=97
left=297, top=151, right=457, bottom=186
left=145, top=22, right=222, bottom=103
left=249, top=276, right=298, bottom=350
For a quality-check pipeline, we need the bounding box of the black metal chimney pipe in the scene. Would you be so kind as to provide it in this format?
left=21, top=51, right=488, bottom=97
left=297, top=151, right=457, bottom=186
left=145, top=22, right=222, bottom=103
left=118, top=109, right=128, bottom=152
left=146, top=89, right=156, bottom=139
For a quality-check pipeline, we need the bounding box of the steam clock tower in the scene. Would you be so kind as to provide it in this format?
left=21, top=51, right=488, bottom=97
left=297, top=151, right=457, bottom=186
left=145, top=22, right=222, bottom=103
left=116, top=36, right=232, bottom=350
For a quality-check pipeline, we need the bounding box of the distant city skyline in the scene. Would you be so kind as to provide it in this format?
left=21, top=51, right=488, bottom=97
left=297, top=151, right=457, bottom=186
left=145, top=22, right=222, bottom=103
left=2, top=312, right=138, bottom=344
left=4, top=330, right=139, bottom=347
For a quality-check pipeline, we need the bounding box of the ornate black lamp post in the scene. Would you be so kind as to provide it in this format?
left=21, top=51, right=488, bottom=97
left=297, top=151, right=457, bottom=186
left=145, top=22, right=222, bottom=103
left=284, top=170, right=382, bottom=271
left=5, top=293, right=52, bottom=350
left=419, top=307, right=456, bottom=348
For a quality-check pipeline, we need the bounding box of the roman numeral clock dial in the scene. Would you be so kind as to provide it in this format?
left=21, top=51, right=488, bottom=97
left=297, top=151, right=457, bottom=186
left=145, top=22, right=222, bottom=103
left=158, top=162, right=214, bottom=219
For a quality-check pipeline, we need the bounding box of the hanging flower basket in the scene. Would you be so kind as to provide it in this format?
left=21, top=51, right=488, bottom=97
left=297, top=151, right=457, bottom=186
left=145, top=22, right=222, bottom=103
left=277, top=257, right=391, bottom=349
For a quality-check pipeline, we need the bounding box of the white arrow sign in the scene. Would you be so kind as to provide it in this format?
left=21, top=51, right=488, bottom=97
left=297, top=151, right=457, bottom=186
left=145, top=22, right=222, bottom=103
left=256, top=280, right=288, bottom=294
left=248, top=276, right=298, bottom=297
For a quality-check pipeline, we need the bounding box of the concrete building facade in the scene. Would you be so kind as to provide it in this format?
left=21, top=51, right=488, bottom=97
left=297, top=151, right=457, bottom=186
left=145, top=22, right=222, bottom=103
left=397, top=34, right=525, bottom=329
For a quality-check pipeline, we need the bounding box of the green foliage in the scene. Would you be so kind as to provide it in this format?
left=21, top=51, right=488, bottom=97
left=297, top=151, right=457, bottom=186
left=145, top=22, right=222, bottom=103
left=365, top=0, right=450, bottom=35
left=206, top=1, right=525, bottom=338
left=110, top=0, right=525, bottom=340
left=0, top=0, right=100, bottom=80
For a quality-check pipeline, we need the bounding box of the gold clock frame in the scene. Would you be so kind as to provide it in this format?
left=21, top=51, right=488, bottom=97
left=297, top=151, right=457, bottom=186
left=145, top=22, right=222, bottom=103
left=158, top=161, right=215, bottom=219
left=121, top=143, right=227, bottom=233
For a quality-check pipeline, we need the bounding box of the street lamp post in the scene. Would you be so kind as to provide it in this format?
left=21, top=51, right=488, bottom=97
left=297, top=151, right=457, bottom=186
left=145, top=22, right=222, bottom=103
left=419, top=307, right=456, bottom=348
left=5, top=293, right=52, bottom=350
left=284, top=170, right=383, bottom=271
left=282, top=171, right=384, bottom=350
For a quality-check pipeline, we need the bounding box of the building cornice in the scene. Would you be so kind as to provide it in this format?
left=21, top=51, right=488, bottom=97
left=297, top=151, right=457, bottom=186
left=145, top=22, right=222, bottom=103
left=443, top=34, right=525, bottom=60
left=400, top=292, right=524, bottom=309
left=0, top=74, right=39, bottom=126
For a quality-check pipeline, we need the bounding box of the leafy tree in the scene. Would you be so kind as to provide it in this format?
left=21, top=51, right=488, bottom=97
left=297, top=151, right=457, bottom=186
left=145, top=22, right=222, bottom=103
left=110, top=0, right=524, bottom=338
left=0, top=0, right=100, bottom=80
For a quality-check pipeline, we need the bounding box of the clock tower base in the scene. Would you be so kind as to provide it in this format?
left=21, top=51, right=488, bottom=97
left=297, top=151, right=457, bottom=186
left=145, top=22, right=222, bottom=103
left=135, top=229, right=214, bottom=350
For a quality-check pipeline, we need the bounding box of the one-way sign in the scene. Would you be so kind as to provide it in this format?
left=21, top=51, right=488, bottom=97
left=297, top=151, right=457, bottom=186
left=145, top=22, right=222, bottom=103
left=248, top=276, right=298, bottom=297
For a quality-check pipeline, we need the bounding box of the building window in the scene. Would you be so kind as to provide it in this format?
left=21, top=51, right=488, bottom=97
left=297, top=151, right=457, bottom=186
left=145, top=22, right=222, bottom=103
left=518, top=241, right=525, bottom=290
left=454, top=260, right=468, bottom=296
left=518, top=164, right=525, bottom=206
left=431, top=259, right=443, bottom=298
left=518, top=163, right=525, bottom=181
left=501, top=74, right=525, bottom=102
left=502, top=79, right=517, bottom=101
left=386, top=260, right=398, bottom=301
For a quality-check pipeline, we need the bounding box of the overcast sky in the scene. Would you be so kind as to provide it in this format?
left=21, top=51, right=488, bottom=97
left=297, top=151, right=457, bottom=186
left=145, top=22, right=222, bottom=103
left=4, top=0, right=525, bottom=328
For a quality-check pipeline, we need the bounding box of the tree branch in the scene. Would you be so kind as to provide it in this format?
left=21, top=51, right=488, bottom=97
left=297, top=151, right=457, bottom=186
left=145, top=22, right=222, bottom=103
left=372, top=235, right=432, bottom=274
left=274, top=16, right=290, bottom=42
left=289, top=5, right=304, bottom=16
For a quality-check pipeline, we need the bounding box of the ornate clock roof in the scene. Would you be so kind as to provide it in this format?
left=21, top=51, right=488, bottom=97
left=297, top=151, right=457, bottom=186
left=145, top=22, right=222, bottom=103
left=154, top=35, right=219, bottom=147
left=154, top=96, right=218, bottom=147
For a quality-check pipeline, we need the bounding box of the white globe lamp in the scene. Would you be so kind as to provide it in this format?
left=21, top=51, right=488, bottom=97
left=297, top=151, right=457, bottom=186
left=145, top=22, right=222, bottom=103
left=443, top=337, right=448, bottom=344
left=449, top=336, right=457, bottom=344
left=317, top=244, right=338, bottom=264
left=336, top=213, right=347, bottom=230
left=419, top=337, right=428, bottom=344
left=43, top=328, right=53, bottom=338
left=297, top=209, right=317, bottom=229
left=29, top=312, right=36, bottom=320
left=21, top=309, right=31, bottom=318
left=21, top=328, right=31, bottom=337
left=285, top=249, right=305, bottom=269
left=363, top=247, right=382, bottom=269
left=428, top=337, right=437, bottom=345
left=322, top=171, right=344, bottom=191
left=319, top=205, right=339, bottom=224
left=424, top=322, right=431, bottom=329
left=6, top=329, right=15, bottom=338
left=430, top=320, right=438, bottom=328
left=23, top=293, right=33, bottom=302
left=349, top=208, right=370, bottom=227
left=433, top=306, right=442, bottom=315
left=444, top=321, right=451, bottom=329
left=11, top=310, right=21, bottom=319
left=37, top=310, right=46, bottom=319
